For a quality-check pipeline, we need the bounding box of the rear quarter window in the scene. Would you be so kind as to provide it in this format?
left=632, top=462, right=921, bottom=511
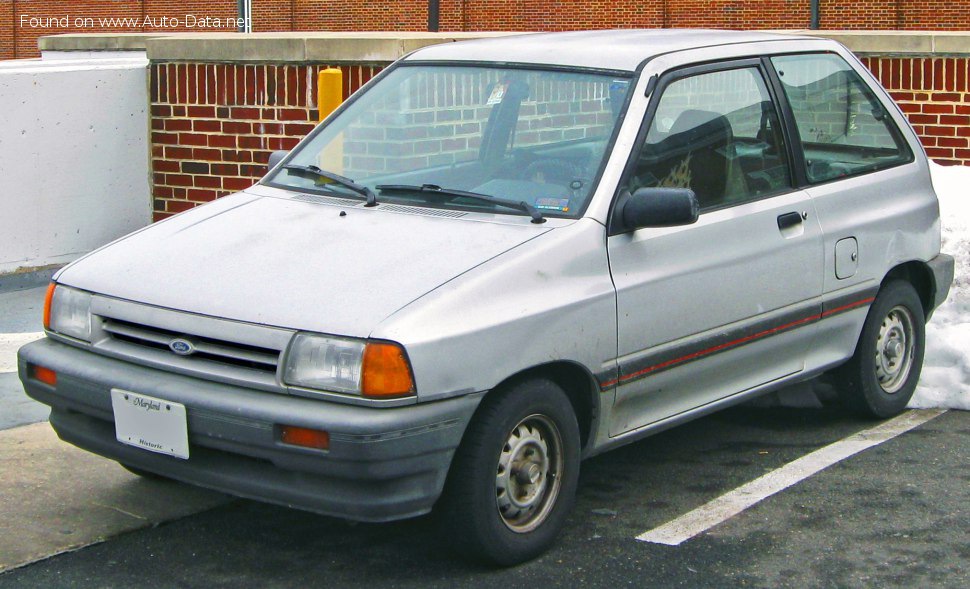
left=771, top=53, right=913, bottom=184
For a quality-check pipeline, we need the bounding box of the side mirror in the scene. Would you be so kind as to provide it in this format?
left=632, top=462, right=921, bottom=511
left=267, top=150, right=288, bottom=172
left=621, top=187, right=699, bottom=231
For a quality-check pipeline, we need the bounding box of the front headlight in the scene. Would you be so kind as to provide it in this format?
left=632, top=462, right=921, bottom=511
left=283, top=333, right=415, bottom=399
left=45, top=284, right=93, bottom=342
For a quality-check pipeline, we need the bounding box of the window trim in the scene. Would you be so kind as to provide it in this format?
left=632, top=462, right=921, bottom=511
left=763, top=51, right=915, bottom=189
left=608, top=58, right=797, bottom=236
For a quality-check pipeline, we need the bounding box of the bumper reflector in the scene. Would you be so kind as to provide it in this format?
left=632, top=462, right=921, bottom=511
left=280, top=425, right=330, bottom=450
left=31, top=365, right=57, bottom=386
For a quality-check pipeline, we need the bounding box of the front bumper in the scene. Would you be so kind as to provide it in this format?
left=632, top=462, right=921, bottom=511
left=927, top=253, right=955, bottom=318
left=19, top=338, right=482, bottom=522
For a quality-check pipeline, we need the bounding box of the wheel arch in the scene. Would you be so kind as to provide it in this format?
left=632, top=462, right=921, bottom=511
left=479, top=361, right=600, bottom=452
left=884, top=261, right=934, bottom=316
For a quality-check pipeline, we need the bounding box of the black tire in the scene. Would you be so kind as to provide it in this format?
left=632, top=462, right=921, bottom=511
left=437, top=378, right=580, bottom=566
left=835, top=280, right=926, bottom=418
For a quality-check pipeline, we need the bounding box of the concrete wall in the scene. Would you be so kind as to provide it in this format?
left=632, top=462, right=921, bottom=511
left=0, top=55, right=152, bottom=275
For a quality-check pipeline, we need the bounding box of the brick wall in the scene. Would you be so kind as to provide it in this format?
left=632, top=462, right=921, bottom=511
left=4, top=0, right=237, bottom=59
left=150, top=62, right=379, bottom=218
left=864, top=56, right=970, bottom=164
left=7, top=1, right=970, bottom=59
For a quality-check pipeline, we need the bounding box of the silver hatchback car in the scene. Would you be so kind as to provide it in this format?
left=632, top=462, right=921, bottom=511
left=20, top=30, right=954, bottom=564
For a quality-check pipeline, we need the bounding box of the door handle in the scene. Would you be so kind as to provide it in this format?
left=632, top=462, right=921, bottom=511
left=777, top=211, right=803, bottom=231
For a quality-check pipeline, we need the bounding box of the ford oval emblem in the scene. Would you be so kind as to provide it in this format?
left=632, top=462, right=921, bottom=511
left=169, top=338, right=196, bottom=356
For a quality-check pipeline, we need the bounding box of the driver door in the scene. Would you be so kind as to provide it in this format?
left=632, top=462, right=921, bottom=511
left=607, top=60, right=824, bottom=435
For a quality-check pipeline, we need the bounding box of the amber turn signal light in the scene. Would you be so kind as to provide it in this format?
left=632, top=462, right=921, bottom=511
left=361, top=342, right=415, bottom=398
left=43, top=283, right=56, bottom=330
left=279, top=425, right=330, bottom=450
left=31, top=365, right=57, bottom=387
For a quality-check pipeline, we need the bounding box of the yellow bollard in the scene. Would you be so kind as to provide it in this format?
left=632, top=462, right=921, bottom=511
left=317, top=68, right=345, bottom=174
left=317, top=68, right=343, bottom=123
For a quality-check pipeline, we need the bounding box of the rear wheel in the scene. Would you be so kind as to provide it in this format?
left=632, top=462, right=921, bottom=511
left=438, top=378, right=580, bottom=566
left=835, top=280, right=925, bottom=418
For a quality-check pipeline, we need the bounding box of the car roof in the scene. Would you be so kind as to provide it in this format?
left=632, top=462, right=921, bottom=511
left=404, top=29, right=818, bottom=72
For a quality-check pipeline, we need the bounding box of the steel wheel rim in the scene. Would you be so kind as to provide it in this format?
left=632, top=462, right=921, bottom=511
left=874, top=304, right=916, bottom=394
left=495, top=414, right=564, bottom=533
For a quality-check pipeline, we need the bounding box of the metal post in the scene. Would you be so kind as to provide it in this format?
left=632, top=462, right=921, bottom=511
left=237, top=0, right=253, bottom=32
left=810, top=0, right=820, bottom=30
left=237, top=0, right=246, bottom=32
left=428, top=0, right=440, bottom=32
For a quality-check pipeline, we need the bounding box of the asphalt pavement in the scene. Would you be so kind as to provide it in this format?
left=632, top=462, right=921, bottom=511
left=0, top=406, right=965, bottom=588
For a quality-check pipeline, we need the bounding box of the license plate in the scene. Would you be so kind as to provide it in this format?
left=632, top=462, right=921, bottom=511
left=111, top=389, right=189, bottom=459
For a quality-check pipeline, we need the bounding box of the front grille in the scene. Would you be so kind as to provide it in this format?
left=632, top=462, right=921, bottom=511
left=101, top=318, right=281, bottom=374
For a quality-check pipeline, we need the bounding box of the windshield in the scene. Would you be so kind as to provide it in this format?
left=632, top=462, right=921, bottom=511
left=266, top=64, right=631, bottom=218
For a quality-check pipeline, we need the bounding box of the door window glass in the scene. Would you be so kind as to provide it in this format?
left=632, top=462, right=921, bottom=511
left=770, top=53, right=912, bottom=183
left=626, top=67, right=791, bottom=210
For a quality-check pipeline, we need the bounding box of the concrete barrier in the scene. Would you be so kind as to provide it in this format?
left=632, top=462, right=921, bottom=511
left=0, top=54, right=152, bottom=275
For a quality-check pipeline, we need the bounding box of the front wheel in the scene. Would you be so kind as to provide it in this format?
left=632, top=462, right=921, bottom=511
left=437, top=378, right=580, bottom=566
left=835, top=280, right=926, bottom=418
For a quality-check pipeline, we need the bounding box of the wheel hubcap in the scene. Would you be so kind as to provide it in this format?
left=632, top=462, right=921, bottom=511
left=495, top=414, right=564, bottom=533
left=874, top=305, right=916, bottom=394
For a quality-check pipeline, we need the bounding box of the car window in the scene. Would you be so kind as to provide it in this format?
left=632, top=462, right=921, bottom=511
left=267, top=65, right=630, bottom=219
left=770, top=53, right=912, bottom=183
left=625, top=66, right=791, bottom=210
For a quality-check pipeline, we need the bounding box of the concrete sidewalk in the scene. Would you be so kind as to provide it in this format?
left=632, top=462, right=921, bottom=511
left=0, top=286, right=49, bottom=430
left=0, top=285, right=229, bottom=573
left=0, top=423, right=228, bottom=572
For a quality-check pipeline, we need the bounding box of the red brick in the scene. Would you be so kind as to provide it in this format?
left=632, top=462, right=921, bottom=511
left=192, top=148, right=223, bottom=161
left=187, top=64, right=198, bottom=104
left=166, top=200, right=198, bottom=214
left=188, top=189, right=219, bottom=202
left=153, top=186, right=174, bottom=199
left=938, top=137, right=969, bottom=148
left=283, top=123, right=315, bottom=136
left=187, top=106, right=217, bottom=118
left=165, top=146, right=193, bottom=160
left=193, top=120, right=222, bottom=132
left=154, top=160, right=180, bottom=173
left=231, top=107, right=261, bottom=119
left=164, top=119, right=192, bottom=132
left=167, top=174, right=194, bottom=187
left=211, top=164, right=240, bottom=176
left=194, top=176, right=222, bottom=189
left=922, top=104, right=955, bottom=114
left=940, top=115, right=970, bottom=126
left=223, top=121, right=252, bottom=134
left=279, top=108, right=310, bottom=121
left=207, top=135, right=237, bottom=148
left=223, top=177, right=255, bottom=191
left=178, top=133, right=209, bottom=146
left=239, top=136, right=267, bottom=149
left=152, top=132, right=178, bottom=145
left=907, top=114, right=938, bottom=125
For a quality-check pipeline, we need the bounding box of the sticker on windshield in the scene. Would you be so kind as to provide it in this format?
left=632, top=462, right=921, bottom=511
left=486, top=83, right=508, bottom=105
left=535, top=198, right=570, bottom=212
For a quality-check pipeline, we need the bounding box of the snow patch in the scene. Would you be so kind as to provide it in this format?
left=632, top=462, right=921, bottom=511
left=909, top=163, right=970, bottom=410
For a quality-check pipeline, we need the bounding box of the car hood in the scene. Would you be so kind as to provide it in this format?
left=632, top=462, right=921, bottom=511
left=57, top=192, right=552, bottom=337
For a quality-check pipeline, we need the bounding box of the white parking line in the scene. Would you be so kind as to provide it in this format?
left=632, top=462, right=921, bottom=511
left=0, top=332, right=45, bottom=373
left=636, top=408, right=947, bottom=546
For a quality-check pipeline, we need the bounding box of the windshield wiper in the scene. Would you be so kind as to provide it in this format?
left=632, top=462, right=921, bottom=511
left=284, top=164, right=377, bottom=206
left=376, top=184, right=545, bottom=224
